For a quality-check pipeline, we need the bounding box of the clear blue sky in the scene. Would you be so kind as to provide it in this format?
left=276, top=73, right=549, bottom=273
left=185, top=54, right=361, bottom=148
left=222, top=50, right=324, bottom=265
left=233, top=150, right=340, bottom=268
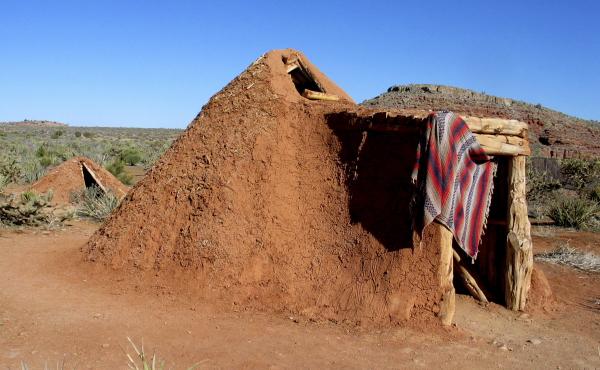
left=1, top=0, right=599, bottom=128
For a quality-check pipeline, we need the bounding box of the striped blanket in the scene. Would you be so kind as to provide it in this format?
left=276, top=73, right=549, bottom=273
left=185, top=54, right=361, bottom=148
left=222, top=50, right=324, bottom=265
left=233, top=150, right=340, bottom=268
left=411, top=112, right=496, bottom=259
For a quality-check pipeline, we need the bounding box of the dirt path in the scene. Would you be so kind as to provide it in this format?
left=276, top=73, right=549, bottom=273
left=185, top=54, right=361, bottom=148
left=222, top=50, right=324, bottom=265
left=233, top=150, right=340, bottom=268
left=0, top=223, right=598, bottom=369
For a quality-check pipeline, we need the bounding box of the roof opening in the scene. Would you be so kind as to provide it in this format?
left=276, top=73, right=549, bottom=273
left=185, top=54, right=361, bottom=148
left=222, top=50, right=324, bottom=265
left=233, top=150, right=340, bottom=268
left=282, top=55, right=325, bottom=95
left=81, top=162, right=106, bottom=193
left=282, top=55, right=340, bottom=101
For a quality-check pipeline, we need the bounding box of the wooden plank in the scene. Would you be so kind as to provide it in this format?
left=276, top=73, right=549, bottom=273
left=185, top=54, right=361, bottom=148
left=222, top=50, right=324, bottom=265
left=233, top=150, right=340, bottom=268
left=302, top=89, right=340, bottom=101
left=505, top=155, right=533, bottom=310
left=285, top=62, right=300, bottom=73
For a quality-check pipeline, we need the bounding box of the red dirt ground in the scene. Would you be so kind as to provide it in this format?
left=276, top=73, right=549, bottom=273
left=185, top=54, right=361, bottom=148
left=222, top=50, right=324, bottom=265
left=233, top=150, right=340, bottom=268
left=0, top=222, right=598, bottom=368
left=31, top=157, right=129, bottom=204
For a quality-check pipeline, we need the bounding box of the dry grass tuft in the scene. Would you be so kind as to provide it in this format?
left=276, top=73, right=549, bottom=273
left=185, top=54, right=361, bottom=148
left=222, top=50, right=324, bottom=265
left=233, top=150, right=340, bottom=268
left=535, top=243, right=600, bottom=273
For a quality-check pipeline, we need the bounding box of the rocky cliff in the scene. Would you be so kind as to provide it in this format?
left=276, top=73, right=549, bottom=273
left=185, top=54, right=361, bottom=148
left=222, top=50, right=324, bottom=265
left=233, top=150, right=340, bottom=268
left=362, top=84, right=600, bottom=159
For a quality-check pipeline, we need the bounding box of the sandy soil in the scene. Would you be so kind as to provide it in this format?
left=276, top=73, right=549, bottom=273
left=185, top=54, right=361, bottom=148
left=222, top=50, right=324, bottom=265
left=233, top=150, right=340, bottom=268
left=0, top=222, right=598, bottom=369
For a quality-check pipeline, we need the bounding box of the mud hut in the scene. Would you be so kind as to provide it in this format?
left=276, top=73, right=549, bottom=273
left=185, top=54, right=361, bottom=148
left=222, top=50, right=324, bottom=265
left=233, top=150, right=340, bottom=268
left=31, top=156, right=129, bottom=204
left=84, top=49, right=532, bottom=326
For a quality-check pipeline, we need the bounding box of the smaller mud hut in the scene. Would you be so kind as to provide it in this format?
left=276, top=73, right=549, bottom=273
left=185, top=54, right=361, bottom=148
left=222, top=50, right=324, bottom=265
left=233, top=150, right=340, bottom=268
left=31, top=157, right=129, bottom=204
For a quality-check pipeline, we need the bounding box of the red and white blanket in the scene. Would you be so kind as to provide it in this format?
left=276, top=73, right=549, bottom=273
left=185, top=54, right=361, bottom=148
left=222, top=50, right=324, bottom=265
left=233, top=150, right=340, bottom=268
left=412, top=112, right=496, bottom=259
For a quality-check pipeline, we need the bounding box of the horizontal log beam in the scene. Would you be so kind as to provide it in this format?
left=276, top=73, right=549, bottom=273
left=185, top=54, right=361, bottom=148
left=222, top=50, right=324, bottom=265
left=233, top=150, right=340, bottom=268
left=303, top=89, right=340, bottom=101
left=325, top=111, right=530, bottom=156
left=326, top=111, right=529, bottom=138
left=463, top=116, right=529, bottom=138
left=477, top=135, right=531, bottom=156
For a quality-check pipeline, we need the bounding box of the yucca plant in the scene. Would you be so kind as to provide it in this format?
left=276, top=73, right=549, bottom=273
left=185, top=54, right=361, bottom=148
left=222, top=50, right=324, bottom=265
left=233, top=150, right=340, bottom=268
left=74, top=186, right=120, bottom=221
left=126, top=337, right=198, bottom=370
left=20, top=159, right=47, bottom=184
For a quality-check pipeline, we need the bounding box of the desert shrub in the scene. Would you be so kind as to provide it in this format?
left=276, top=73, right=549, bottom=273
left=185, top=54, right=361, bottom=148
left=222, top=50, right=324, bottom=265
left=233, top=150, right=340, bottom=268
left=527, top=166, right=561, bottom=201
left=51, top=129, right=65, bottom=139
left=82, top=131, right=95, bottom=138
left=560, top=158, right=600, bottom=191
left=74, top=186, right=120, bottom=221
left=119, top=147, right=143, bottom=165
left=548, top=196, right=599, bottom=229
left=74, top=131, right=82, bottom=138
left=20, top=189, right=49, bottom=203
left=0, top=174, right=8, bottom=193
left=0, top=158, right=21, bottom=182
left=0, top=190, right=70, bottom=227
left=38, top=155, right=54, bottom=167
left=106, top=159, right=133, bottom=185
left=35, top=143, right=72, bottom=162
left=116, top=171, right=134, bottom=185
left=590, top=186, right=600, bottom=203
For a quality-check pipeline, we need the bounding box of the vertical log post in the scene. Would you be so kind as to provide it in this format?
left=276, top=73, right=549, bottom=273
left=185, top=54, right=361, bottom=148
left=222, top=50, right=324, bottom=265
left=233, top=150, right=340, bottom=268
left=505, top=155, right=533, bottom=310
left=436, top=222, right=455, bottom=325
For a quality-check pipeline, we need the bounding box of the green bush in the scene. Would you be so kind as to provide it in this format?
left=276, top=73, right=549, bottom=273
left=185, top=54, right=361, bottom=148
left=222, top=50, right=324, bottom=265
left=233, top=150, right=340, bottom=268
left=51, top=129, right=65, bottom=139
left=0, top=190, right=70, bottom=227
left=0, top=159, right=20, bottom=182
left=74, top=131, right=82, bottom=138
left=119, top=147, right=142, bottom=165
left=591, top=186, right=600, bottom=203
left=0, top=174, right=8, bottom=193
left=82, top=132, right=94, bottom=138
left=106, top=159, right=133, bottom=185
left=560, top=159, right=600, bottom=191
left=527, top=166, right=561, bottom=201
left=39, top=155, right=54, bottom=167
left=35, top=143, right=73, bottom=167
left=548, top=196, right=599, bottom=229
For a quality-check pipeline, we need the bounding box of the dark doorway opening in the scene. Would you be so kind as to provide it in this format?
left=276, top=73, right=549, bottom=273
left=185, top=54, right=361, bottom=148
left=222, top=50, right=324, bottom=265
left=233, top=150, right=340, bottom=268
left=81, top=162, right=105, bottom=192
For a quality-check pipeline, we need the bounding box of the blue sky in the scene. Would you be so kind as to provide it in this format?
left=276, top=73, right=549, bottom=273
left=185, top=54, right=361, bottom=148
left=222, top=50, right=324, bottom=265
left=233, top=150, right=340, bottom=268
left=1, top=0, right=599, bottom=128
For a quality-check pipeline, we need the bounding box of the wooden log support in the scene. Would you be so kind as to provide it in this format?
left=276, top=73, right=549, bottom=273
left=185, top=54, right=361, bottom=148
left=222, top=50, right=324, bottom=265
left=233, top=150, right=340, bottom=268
left=435, top=222, right=455, bottom=326
left=302, top=89, right=340, bottom=101
left=453, top=250, right=489, bottom=303
left=505, top=155, right=533, bottom=310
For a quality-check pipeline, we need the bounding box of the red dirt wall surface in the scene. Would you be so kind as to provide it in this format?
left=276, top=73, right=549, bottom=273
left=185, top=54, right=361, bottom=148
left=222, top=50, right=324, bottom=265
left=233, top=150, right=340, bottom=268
left=84, top=49, right=444, bottom=326
left=31, top=156, right=129, bottom=204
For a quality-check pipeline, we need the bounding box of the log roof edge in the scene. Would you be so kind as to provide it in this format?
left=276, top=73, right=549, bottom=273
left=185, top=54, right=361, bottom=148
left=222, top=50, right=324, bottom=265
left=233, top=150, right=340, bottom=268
left=325, top=108, right=530, bottom=156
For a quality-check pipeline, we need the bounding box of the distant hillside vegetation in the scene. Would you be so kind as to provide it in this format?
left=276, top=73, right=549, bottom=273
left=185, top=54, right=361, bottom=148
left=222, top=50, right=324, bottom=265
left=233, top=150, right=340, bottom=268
left=0, top=119, right=68, bottom=127
left=361, top=84, right=600, bottom=159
